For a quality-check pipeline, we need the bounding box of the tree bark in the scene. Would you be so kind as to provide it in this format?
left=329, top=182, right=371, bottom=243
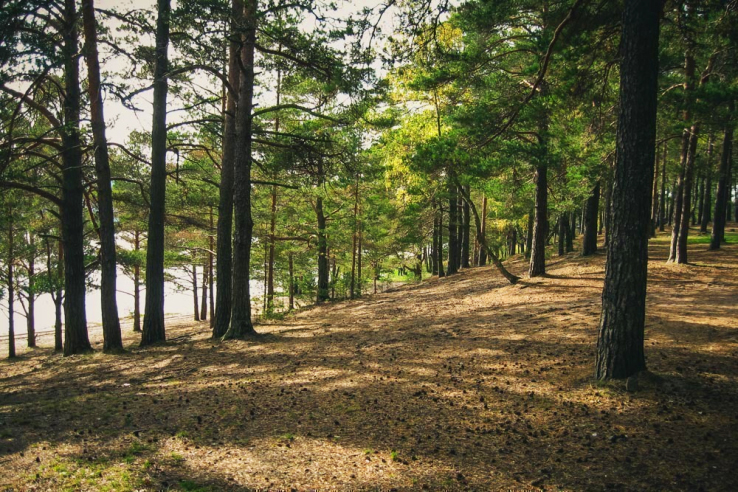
left=53, top=239, right=63, bottom=351
left=582, top=181, right=600, bottom=256
left=141, top=0, right=170, bottom=346
left=528, top=164, right=548, bottom=276
left=62, top=0, right=91, bottom=356
left=596, top=0, right=660, bottom=380
left=350, top=179, right=359, bottom=299
left=710, top=104, right=734, bottom=250
left=212, top=0, right=242, bottom=338
left=431, top=210, right=439, bottom=275
left=224, top=0, right=258, bottom=339
left=478, top=195, right=488, bottom=266
left=82, top=0, right=122, bottom=352
left=209, top=207, right=214, bottom=324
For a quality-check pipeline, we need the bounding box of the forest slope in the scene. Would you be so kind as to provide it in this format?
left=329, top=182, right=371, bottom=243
left=1, top=228, right=737, bottom=491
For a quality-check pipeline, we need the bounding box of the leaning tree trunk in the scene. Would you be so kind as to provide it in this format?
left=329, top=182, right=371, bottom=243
left=710, top=104, right=734, bottom=250
left=582, top=181, right=600, bottom=256
left=212, top=0, right=243, bottom=338
left=141, top=0, right=170, bottom=346
left=223, top=0, right=258, bottom=339
left=458, top=185, right=519, bottom=284
left=528, top=164, right=548, bottom=276
left=596, top=0, right=661, bottom=380
left=62, top=0, right=91, bottom=356
left=82, top=0, right=122, bottom=352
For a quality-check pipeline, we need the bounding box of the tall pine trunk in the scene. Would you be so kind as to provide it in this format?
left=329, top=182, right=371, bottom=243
left=200, top=262, right=208, bottom=320
left=141, top=0, right=170, bottom=346
left=582, top=181, right=600, bottom=256
left=710, top=104, right=734, bottom=250
left=62, top=0, right=91, bottom=355
left=25, top=237, right=36, bottom=348
left=82, top=0, right=122, bottom=352
left=224, top=0, right=258, bottom=339
left=596, top=0, right=660, bottom=380
left=676, top=123, right=700, bottom=263
left=267, top=186, right=277, bottom=312
left=659, top=143, right=667, bottom=232
left=461, top=185, right=471, bottom=268
left=528, top=164, right=548, bottom=276
left=213, top=0, right=243, bottom=338
left=446, top=181, right=458, bottom=275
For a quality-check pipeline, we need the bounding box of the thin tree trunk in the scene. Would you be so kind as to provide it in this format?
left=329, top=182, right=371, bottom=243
left=676, top=123, right=700, bottom=263
left=209, top=207, right=214, bottom=324
left=193, top=264, right=200, bottom=321
left=350, top=177, right=359, bottom=299
left=711, top=104, right=734, bottom=250
left=133, top=230, right=141, bottom=332
left=7, top=210, right=15, bottom=358
left=461, top=185, right=471, bottom=268
left=213, top=0, right=242, bottom=338
left=54, top=240, right=63, bottom=351
left=267, top=186, right=277, bottom=312
left=479, top=196, right=488, bottom=265
left=223, top=0, right=258, bottom=339
left=582, top=181, right=600, bottom=256
left=558, top=214, right=567, bottom=256
left=141, top=0, right=171, bottom=346
left=25, top=235, right=36, bottom=348
left=82, top=0, right=122, bottom=352
left=288, top=253, right=294, bottom=310
left=447, top=181, right=458, bottom=275
left=650, top=147, right=660, bottom=236
left=200, top=260, right=208, bottom=321
left=431, top=210, right=439, bottom=275
left=316, top=195, right=329, bottom=302
left=659, top=143, right=667, bottom=232
left=529, top=164, right=548, bottom=276
left=437, top=204, right=445, bottom=277
left=62, top=0, right=91, bottom=355
left=596, top=0, right=660, bottom=380
left=525, top=208, right=534, bottom=258
left=458, top=185, right=519, bottom=284
left=700, top=133, right=715, bottom=234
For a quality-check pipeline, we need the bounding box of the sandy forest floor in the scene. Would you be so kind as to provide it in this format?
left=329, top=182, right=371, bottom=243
left=1, top=226, right=737, bottom=491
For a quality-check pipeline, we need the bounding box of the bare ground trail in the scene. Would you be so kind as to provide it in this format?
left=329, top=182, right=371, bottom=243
left=1, top=227, right=737, bottom=491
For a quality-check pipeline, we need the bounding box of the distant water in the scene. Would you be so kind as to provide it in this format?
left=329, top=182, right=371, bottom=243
left=0, top=267, right=266, bottom=339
